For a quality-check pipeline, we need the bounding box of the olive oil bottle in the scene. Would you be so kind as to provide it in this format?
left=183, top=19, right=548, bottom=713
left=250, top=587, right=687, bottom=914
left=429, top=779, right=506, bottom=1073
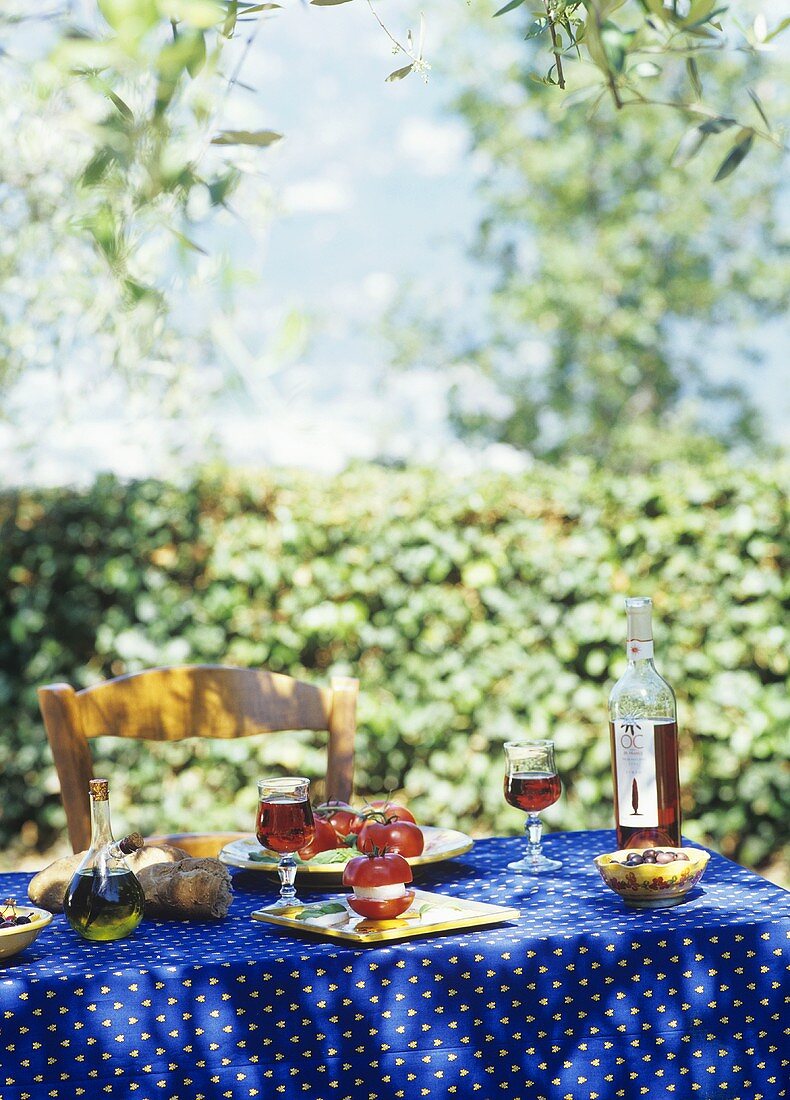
left=64, top=779, right=145, bottom=942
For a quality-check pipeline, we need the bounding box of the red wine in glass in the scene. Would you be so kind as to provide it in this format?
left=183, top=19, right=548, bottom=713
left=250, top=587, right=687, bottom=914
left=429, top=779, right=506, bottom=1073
left=256, top=798, right=315, bottom=853
left=504, top=740, right=563, bottom=874
left=504, top=771, right=561, bottom=813
left=256, top=776, right=314, bottom=907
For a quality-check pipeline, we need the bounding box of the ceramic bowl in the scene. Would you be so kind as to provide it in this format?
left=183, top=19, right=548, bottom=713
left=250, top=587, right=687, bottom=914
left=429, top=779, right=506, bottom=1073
left=593, top=847, right=710, bottom=909
left=0, top=904, right=54, bottom=960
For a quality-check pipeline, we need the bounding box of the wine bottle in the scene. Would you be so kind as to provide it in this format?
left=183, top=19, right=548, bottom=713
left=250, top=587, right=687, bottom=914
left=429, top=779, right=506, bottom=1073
left=64, top=778, right=146, bottom=942
left=608, top=597, right=681, bottom=849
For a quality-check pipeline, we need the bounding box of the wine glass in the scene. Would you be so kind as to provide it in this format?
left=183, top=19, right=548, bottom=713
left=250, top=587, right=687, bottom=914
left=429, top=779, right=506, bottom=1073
left=504, top=740, right=562, bottom=873
left=256, top=777, right=315, bottom=907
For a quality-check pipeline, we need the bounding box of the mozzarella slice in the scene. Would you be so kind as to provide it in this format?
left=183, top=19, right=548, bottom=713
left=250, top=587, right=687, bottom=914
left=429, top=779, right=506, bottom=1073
left=352, top=883, right=407, bottom=901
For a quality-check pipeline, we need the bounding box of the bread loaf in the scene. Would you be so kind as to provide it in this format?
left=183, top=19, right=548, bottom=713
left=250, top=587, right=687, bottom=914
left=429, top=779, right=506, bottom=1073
left=27, top=843, right=190, bottom=913
left=137, top=858, right=233, bottom=920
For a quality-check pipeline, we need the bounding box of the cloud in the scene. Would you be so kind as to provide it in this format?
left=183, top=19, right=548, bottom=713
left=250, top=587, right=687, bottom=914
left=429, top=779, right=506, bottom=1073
left=396, top=117, right=468, bottom=177
left=362, top=272, right=399, bottom=308
left=281, top=177, right=353, bottom=214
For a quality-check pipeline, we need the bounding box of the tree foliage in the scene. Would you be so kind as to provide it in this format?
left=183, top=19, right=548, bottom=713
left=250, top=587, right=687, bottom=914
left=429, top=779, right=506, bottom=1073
left=0, top=1, right=254, bottom=404
left=492, top=0, right=788, bottom=181
left=383, top=0, right=789, bottom=466
left=1, top=2, right=786, bottom=428
left=1, top=1, right=784, bottom=305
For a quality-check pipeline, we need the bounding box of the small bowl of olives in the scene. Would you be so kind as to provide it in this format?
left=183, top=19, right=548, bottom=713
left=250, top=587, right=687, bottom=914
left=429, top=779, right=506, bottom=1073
left=593, top=847, right=710, bottom=909
left=0, top=899, right=54, bottom=960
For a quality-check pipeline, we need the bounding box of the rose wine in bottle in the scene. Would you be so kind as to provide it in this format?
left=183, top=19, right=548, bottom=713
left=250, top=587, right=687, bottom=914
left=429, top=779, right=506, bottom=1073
left=608, top=597, right=681, bottom=849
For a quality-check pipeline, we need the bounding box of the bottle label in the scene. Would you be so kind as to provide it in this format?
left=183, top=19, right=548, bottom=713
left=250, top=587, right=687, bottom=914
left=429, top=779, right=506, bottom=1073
left=626, top=638, right=654, bottom=660
left=613, top=719, right=658, bottom=828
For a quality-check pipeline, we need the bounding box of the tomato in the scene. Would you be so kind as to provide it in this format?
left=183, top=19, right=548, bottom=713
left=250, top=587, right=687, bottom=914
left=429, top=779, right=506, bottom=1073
left=347, top=893, right=414, bottom=920
left=343, top=850, right=413, bottom=890
left=357, top=818, right=424, bottom=858
left=343, top=849, right=413, bottom=893
left=366, top=800, right=416, bottom=824
left=298, top=818, right=340, bottom=860
left=343, top=851, right=415, bottom=919
left=314, top=801, right=365, bottom=840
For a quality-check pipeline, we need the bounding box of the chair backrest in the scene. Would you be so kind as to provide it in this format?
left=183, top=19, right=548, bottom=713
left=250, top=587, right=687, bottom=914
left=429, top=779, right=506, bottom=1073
left=38, top=665, right=358, bottom=854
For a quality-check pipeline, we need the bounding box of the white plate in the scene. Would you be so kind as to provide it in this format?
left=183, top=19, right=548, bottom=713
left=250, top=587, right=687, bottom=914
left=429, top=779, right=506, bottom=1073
left=219, top=826, right=474, bottom=880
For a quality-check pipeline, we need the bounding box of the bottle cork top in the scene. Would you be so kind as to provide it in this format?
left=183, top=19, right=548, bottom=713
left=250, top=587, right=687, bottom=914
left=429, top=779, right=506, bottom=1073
left=89, top=778, right=110, bottom=801
left=118, top=832, right=144, bottom=855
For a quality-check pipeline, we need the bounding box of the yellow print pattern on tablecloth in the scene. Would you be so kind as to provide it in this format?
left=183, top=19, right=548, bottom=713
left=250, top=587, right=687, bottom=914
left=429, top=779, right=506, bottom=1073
left=0, top=832, right=787, bottom=1100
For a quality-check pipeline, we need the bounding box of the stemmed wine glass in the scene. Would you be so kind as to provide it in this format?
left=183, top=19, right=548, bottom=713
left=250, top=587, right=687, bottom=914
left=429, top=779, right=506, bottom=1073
left=256, top=777, right=315, bottom=907
left=504, top=740, right=562, bottom=873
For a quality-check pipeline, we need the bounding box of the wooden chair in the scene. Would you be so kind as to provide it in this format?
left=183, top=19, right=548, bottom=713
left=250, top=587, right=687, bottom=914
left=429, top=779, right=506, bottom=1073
left=38, top=665, right=358, bottom=858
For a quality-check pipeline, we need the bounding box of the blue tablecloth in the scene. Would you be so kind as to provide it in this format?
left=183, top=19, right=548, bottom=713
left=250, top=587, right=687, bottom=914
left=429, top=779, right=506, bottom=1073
left=0, top=830, right=787, bottom=1100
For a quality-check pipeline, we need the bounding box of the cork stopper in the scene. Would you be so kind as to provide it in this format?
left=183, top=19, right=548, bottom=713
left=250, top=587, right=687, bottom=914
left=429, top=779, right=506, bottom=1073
left=89, top=778, right=110, bottom=801
left=118, top=832, right=144, bottom=855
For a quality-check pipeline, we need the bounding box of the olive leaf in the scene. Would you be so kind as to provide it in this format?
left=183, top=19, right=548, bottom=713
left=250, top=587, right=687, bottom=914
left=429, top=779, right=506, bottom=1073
left=763, top=15, right=790, bottom=42
left=747, top=88, right=771, bottom=132
left=386, top=64, right=414, bottom=83
left=210, top=129, right=283, bottom=146
left=169, top=228, right=208, bottom=255
left=713, top=128, right=754, bottom=182
left=107, top=91, right=134, bottom=120
left=686, top=57, right=702, bottom=99
left=493, top=0, right=526, bottom=17
left=671, top=126, right=709, bottom=168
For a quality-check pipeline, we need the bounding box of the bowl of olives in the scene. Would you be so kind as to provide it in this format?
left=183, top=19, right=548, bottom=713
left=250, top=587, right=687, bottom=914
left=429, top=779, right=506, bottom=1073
left=593, top=847, right=710, bottom=909
left=0, top=899, right=54, bottom=960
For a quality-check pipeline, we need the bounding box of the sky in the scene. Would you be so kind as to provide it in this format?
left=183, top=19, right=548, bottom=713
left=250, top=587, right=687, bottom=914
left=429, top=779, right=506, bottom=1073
left=201, top=1, right=507, bottom=476
left=2, top=2, right=506, bottom=487
left=0, top=1, right=786, bottom=487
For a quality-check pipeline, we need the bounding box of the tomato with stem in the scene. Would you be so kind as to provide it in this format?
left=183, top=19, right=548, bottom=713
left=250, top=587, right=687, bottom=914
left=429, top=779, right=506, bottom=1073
left=365, top=799, right=416, bottom=824
left=342, top=850, right=414, bottom=920
left=314, top=801, right=365, bottom=841
left=357, top=817, right=424, bottom=858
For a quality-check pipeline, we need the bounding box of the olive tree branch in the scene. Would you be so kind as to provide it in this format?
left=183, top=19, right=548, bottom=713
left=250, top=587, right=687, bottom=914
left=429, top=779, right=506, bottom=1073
left=544, top=1, right=566, bottom=89
left=366, top=0, right=412, bottom=58
left=365, top=0, right=427, bottom=69
left=623, top=89, right=784, bottom=150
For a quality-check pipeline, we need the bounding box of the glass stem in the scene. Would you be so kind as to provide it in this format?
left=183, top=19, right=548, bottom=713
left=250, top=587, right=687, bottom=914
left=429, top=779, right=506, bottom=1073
left=278, top=854, right=297, bottom=902
left=526, top=814, right=543, bottom=867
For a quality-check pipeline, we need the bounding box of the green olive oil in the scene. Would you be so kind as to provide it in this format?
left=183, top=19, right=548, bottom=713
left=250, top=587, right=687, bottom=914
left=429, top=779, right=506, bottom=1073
left=63, top=778, right=145, bottom=942
left=65, top=868, right=145, bottom=941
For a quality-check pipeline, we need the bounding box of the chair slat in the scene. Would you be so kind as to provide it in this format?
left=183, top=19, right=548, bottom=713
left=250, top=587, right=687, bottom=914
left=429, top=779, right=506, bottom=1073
left=76, top=666, right=332, bottom=741
left=38, top=665, right=358, bottom=854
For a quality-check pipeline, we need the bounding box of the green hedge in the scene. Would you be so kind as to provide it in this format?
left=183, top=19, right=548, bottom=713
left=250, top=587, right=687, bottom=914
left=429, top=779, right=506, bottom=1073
left=1, top=461, right=787, bottom=875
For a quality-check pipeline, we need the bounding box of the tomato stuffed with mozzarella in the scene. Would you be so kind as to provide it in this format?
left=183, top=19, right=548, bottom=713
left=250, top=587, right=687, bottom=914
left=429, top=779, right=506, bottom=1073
left=342, top=850, right=415, bottom=919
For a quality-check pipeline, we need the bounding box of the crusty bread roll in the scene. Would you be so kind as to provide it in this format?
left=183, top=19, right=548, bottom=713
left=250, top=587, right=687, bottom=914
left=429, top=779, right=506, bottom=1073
left=137, top=858, right=233, bottom=920
left=27, top=844, right=190, bottom=913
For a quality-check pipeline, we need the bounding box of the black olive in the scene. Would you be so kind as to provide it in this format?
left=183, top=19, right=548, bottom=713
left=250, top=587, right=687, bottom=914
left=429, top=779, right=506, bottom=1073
left=655, top=851, right=676, bottom=865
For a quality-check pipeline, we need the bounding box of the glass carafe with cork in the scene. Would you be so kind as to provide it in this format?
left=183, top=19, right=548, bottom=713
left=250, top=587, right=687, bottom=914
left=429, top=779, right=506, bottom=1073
left=64, top=778, right=145, bottom=941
